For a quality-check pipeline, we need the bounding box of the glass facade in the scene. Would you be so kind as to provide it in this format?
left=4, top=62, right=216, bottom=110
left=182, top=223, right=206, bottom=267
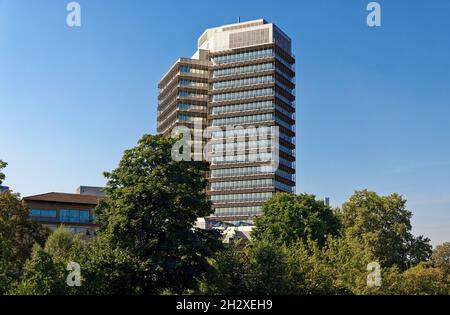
left=212, top=113, right=273, bottom=126
left=212, top=75, right=274, bottom=90
left=212, top=152, right=274, bottom=164
left=212, top=48, right=274, bottom=64
left=211, top=192, right=273, bottom=203
left=211, top=165, right=273, bottom=178
left=213, top=206, right=262, bottom=217
left=213, top=63, right=274, bottom=78
left=212, top=100, right=273, bottom=115
left=30, top=209, right=57, bottom=220
left=212, top=88, right=274, bottom=102
left=211, top=178, right=273, bottom=191
left=60, top=209, right=92, bottom=224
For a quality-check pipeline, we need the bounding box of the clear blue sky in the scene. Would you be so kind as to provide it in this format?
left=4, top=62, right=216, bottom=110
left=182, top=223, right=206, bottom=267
left=1, top=0, right=449, bottom=245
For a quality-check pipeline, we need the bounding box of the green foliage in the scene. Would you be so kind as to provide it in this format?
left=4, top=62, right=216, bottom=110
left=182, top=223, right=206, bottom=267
left=8, top=226, right=85, bottom=295
left=252, top=193, right=340, bottom=247
left=432, top=242, right=450, bottom=278
left=0, top=160, right=6, bottom=186
left=246, top=241, right=288, bottom=295
left=44, top=225, right=85, bottom=262
left=2, top=152, right=448, bottom=295
left=0, top=190, right=48, bottom=293
left=8, top=244, right=66, bottom=295
left=80, top=134, right=222, bottom=294
left=200, top=241, right=287, bottom=295
left=339, top=190, right=431, bottom=270
left=395, top=263, right=450, bottom=295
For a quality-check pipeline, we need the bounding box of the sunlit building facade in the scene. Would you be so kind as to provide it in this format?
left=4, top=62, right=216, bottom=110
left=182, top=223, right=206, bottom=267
left=157, top=19, right=296, bottom=225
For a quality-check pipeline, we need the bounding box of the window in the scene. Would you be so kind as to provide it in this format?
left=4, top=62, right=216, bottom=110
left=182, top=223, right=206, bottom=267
left=212, top=88, right=274, bottom=102
left=30, top=209, right=56, bottom=221
left=213, top=63, right=274, bottom=78
left=213, top=206, right=262, bottom=217
left=213, top=75, right=274, bottom=90
left=60, top=209, right=91, bottom=224
left=212, top=113, right=273, bottom=126
left=212, top=49, right=274, bottom=65
left=179, top=114, right=189, bottom=121
left=211, top=192, right=273, bottom=203
left=211, top=165, right=273, bottom=178
left=211, top=179, right=273, bottom=191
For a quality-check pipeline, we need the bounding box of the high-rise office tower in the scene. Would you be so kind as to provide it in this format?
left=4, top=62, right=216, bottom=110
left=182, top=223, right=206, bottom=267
left=157, top=19, right=296, bottom=225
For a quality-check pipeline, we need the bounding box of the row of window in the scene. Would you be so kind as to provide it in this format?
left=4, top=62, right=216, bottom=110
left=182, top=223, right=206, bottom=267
left=211, top=139, right=273, bottom=152
left=275, top=180, right=295, bottom=193
left=178, top=91, right=206, bottom=98
left=30, top=209, right=93, bottom=224
left=212, top=49, right=274, bottom=65
left=275, top=92, right=295, bottom=108
left=179, top=115, right=203, bottom=122
left=211, top=178, right=273, bottom=191
left=211, top=126, right=294, bottom=145
left=279, top=131, right=295, bottom=144
left=276, top=169, right=295, bottom=182
left=210, top=152, right=294, bottom=169
left=211, top=165, right=273, bottom=178
left=275, top=67, right=295, bottom=84
left=213, top=63, right=274, bottom=78
left=279, top=156, right=295, bottom=169
left=276, top=79, right=295, bottom=94
left=275, top=116, right=295, bottom=132
left=211, top=192, right=273, bottom=203
left=60, top=209, right=91, bottom=224
left=180, top=67, right=207, bottom=74
left=30, top=209, right=57, bottom=218
left=212, top=100, right=273, bottom=115
left=177, top=103, right=205, bottom=110
left=179, top=79, right=207, bottom=88
left=275, top=53, right=295, bottom=71
left=213, top=206, right=262, bottom=217
left=211, top=125, right=274, bottom=139
left=211, top=152, right=274, bottom=165
left=213, top=75, right=274, bottom=90
left=212, top=113, right=273, bottom=126
left=210, top=139, right=294, bottom=158
left=277, top=143, right=295, bottom=156
left=275, top=104, right=295, bottom=120
left=212, top=88, right=274, bottom=102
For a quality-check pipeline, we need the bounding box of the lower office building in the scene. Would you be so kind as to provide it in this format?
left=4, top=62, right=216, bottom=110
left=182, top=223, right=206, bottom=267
left=24, top=186, right=105, bottom=236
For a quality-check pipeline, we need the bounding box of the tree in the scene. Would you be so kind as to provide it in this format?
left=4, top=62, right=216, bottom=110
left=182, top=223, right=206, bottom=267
left=0, top=160, right=6, bottom=186
left=80, top=135, right=222, bottom=294
left=201, top=240, right=288, bottom=295
left=8, top=244, right=66, bottom=295
left=246, top=241, right=288, bottom=295
left=432, top=242, right=450, bottom=278
left=199, top=241, right=253, bottom=295
left=8, top=226, right=86, bottom=295
left=0, top=190, right=48, bottom=293
left=44, top=225, right=85, bottom=263
left=396, top=263, right=449, bottom=295
left=339, top=190, right=431, bottom=270
left=252, top=193, right=340, bottom=247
